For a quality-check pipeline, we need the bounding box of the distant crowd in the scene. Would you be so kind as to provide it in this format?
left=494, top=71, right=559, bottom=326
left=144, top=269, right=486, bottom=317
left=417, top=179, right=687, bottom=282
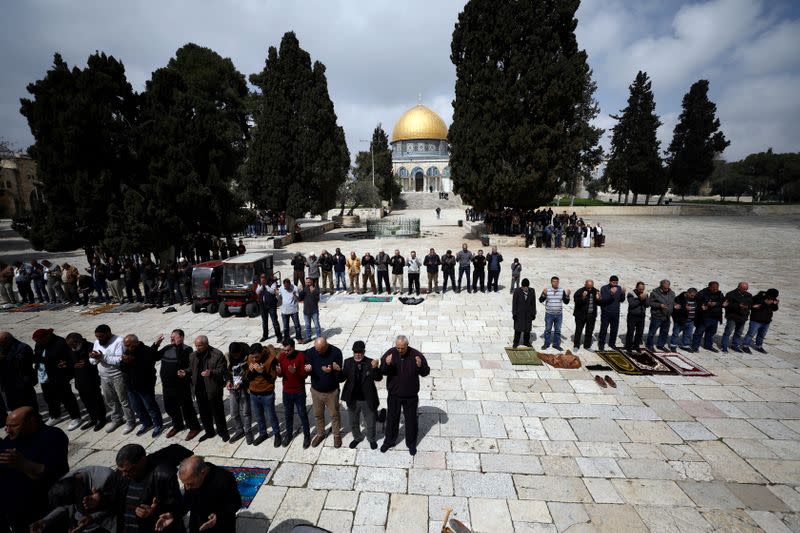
left=466, top=208, right=606, bottom=248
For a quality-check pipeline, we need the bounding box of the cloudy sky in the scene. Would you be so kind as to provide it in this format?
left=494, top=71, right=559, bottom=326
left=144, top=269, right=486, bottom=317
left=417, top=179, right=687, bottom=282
left=1, top=0, right=798, bottom=162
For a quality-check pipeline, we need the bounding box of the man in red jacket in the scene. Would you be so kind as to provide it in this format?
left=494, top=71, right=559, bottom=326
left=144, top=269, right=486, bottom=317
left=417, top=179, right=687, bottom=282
left=276, top=338, right=311, bottom=448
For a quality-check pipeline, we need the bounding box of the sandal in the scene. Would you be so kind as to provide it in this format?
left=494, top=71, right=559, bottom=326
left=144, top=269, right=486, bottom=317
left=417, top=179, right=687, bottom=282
left=604, top=375, right=617, bottom=388
left=594, top=375, right=607, bottom=388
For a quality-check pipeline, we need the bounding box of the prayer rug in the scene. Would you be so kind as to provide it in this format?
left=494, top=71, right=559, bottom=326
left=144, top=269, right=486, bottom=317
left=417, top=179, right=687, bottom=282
left=505, top=347, right=543, bottom=365
left=594, top=350, right=644, bottom=375
left=80, top=303, right=118, bottom=316
left=361, top=296, right=392, bottom=303
left=651, top=352, right=713, bottom=377
left=625, top=349, right=676, bottom=374
left=7, top=303, right=45, bottom=313
left=223, top=466, right=271, bottom=509
left=124, top=304, right=151, bottom=313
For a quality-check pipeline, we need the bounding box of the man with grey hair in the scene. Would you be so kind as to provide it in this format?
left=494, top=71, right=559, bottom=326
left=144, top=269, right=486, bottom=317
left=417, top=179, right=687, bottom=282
left=90, top=324, right=136, bottom=434
left=121, top=334, right=164, bottom=437
left=379, top=335, right=430, bottom=455
left=646, top=279, right=676, bottom=351
left=155, top=455, right=240, bottom=533
left=182, top=336, right=229, bottom=442
left=304, top=337, right=344, bottom=448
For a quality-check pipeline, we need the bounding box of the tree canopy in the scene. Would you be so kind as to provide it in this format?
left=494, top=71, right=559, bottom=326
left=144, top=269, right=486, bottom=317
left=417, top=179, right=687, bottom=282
left=245, top=32, right=349, bottom=219
left=449, top=0, right=598, bottom=210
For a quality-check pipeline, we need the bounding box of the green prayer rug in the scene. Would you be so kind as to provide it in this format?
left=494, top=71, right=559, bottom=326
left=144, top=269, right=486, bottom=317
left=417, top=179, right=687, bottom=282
left=505, top=347, right=544, bottom=365
left=361, top=296, right=393, bottom=302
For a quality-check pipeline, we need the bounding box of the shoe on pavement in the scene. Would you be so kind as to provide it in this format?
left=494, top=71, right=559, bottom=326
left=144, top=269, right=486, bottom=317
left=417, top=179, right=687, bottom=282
left=253, top=434, right=268, bottom=446
left=656, top=345, right=667, bottom=352
left=274, top=435, right=282, bottom=448
left=311, top=435, right=325, bottom=447
left=198, top=432, right=216, bottom=443
left=721, top=348, right=729, bottom=353
left=282, top=434, right=292, bottom=447
left=93, top=421, right=107, bottom=432
left=303, top=434, right=311, bottom=449
left=81, top=420, right=95, bottom=431
left=121, top=423, right=136, bottom=435
left=370, top=440, right=378, bottom=450
left=67, top=418, right=82, bottom=431
left=731, top=346, right=742, bottom=353
left=753, top=346, right=767, bottom=354
left=136, top=424, right=154, bottom=436
left=349, top=439, right=362, bottom=449
left=333, top=436, right=342, bottom=448
left=409, top=447, right=417, bottom=456
left=594, top=375, right=607, bottom=389
left=152, top=426, right=164, bottom=438
left=185, top=429, right=201, bottom=441
left=166, top=427, right=181, bottom=439
left=220, top=433, right=230, bottom=442
left=705, top=346, right=719, bottom=353
left=230, top=431, right=245, bottom=443
left=604, top=375, right=617, bottom=388
left=741, top=346, right=751, bottom=354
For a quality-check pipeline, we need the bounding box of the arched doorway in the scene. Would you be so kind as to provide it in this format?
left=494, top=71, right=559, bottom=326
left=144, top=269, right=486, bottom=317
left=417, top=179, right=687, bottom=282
left=415, top=171, right=424, bottom=192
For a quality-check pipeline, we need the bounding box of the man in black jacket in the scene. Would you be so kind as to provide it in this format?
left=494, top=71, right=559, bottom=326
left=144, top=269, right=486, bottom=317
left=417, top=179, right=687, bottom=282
left=691, top=281, right=724, bottom=352
left=255, top=273, right=282, bottom=342
left=388, top=250, right=406, bottom=294
left=471, top=250, right=487, bottom=293
left=183, top=336, right=229, bottom=442
left=379, top=335, right=430, bottom=456
left=573, top=280, right=600, bottom=350
left=721, top=282, right=753, bottom=353
left=598, top=276, right=626, bottom=350
left=441, top=250, right=457, bottom=294
left=0, top=331, right=38, bottom=422
left=376, top=250, right=391, bottom=294
left=121, top=335, right=164, bottom=437
left=114, top=443, right=192, bottom=533
left=65, top=332, right=107, bottom=431
left=670, top=288, right=698, bottom=352
left=32, top=329, right=82, bottom=430
left=624, top=282, right=649, bottom=352
left=318, top=249, right=334, bottom=295
left=155, top=456, right=241, bottom=533
left=153, top=329, right=201, bottom=440
left=339, top=340, right=383, bottom=450
left=742, top=288, right=779, bottom=354
left=423, top=248, right=441, bottom=294
left=511, top=279, right=537, bottom=347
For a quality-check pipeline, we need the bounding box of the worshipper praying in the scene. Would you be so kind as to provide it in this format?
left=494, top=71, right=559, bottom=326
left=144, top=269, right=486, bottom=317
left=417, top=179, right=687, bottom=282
left=32, top=328, right=82, bottom=430
left=339, top=340, right=383, bottom=450
left=511, top=279, right=537, bottom=348
left=152, top=329, right=202, bottom=440
left=184, top=336, right=230, bottom=442
left=304, top=337, right=344, bottom=448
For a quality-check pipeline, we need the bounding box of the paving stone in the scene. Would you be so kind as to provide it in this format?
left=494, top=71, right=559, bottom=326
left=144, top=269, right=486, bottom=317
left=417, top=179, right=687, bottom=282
left=354, top=466, right=407, bottom=493
left=507, top=500, right=552, bottom=523
left=634, top=505, right=711, bottom=533
left=700, top=509, right=762, bottom=531
left=386, top=494, right=428, bottom=533
left=611, top=479, right=694, bottom=506
left=575, top=457, right=624, bottom=478
left=247, top=485, right=286, bottom=519
left=690, top=440, right=766, bottom=483
left=447, top=452, right=481, bottom=471
left=617, top=420, right=683, bottom=444
left=408, top=468, right=453, bottom=496
left=480, top=453, right=543, bottom=474
left=428, top=496, right=470, bottom=524
left=477, top=414, right=508, bottom=438
left=726, top=483, right=792, bottom=512
left=569, top=418, right=629, bottom=443
left=540, top=456, right=582, bottom=477
left=678, top=481, right=745, bottom=509
left=617, top=458, right=684, bottom=480
left=271, top=487, right=327, bottom=529
left=582, top=478, right=625, bottom=504
left=541, top=440, right=582, bottom=456
left=514, top=475, right=593, bottom=503
left=317, top=509, right=353, bottom=533
left=453, top=471, right=517, bottom=498
left=746, top=510, right=794, bottom=533
left=697, top=417, right=768, bottom=439
left=413, top=450, right=446, bottom=469
left=271, top=462, right=313, bottom=487
left=308, top=465, right=357, bottom=490
left=547, top=502, right=589, bottom=531
left=325, top=490, right=360, bottom=511
left=768, top=485, right=800, bottom=512
left=542, top=417, right=578, bottom=441
left=575, top=441, right=628, bottom=458
left=353, top=492, right=389, bottom=526
left=584, top=503, right=648, bottom=532
left=470, top=498, right=513, bottom=532
left=668, top=421, right=718, bottom=441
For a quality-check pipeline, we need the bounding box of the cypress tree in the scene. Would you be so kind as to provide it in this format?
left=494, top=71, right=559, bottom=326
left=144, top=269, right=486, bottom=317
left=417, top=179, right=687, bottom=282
left=246, top=32, right=349, bottom=220
left=449, top=0, right=597, bottom=210
left=604, top=71, right=663, bottom=205
left=370, top=124, right=398, bottom=202
left=666, top=80, right=730, bottom=200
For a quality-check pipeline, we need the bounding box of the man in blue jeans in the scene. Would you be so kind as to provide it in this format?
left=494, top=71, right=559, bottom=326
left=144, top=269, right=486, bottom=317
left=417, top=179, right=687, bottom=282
left=646, top=280, right=676, bottom=351
left=246, top=343, right=281, bottom=447
left=279, top=278, right=303, bottom=342
left=276, top=338, right=311, bottom=448
left=721, top=282, right=753, bottom=353
left=299, top=277, right=322, bottom=341
left=333, top=248, right=347, bottom=292
left=120, top=334, right=163, bottom=437
left=691, top=281, right=724, bottom=352
left=539, top=276, right=571, bottom=350
left=742, top=288, right=779, bottom=354
left=670, top=288, right=697, bottom=351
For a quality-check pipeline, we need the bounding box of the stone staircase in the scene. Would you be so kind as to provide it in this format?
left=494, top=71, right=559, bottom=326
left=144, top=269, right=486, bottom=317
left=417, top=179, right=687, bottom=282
left=396, top=192, right=465, bottom=210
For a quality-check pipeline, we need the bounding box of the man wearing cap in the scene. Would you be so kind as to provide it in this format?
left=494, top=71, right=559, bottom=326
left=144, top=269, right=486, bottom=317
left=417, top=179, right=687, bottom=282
left=32, top=329, right=82, bottom=430
left=304, top=337, right=343, bottom=448
left=90, top=324, right=136, bottom=434
left=379, top=335, right=430, bottom=456
left=339, top=341, right=383, bottom=449
left=598, top=275, right=626, bottom=351
left=742, top=288, right=779, bottom=354
left=256, top=273, right=282, bottom=343
left=0, top=332, right=37, bottom=423
left=276, top=338, right=311, bottom=448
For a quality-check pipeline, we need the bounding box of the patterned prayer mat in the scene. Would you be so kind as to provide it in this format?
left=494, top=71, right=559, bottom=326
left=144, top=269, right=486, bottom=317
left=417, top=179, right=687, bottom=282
left=651, top=351, right=714, bottom=377
left=361, top=296, right=392, bottom=302
left=80, top=303, right=118, bottom=316
left=505, top=347, right=544, bottom=365
left=0, top=303, right=43, bottom=313
left=625, top=349, right=676, bottom=374
left=594, top=350, right=644, bottom=375
left=223, top=466, right=271, bottom=509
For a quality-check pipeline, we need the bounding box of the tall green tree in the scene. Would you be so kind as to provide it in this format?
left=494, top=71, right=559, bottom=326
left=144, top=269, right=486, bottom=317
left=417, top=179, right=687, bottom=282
left=567, top=65, right=604, bottom=206
left=245, top=32, right=349, bottom=220
left=449, top=0, right=597, bottom=210
left=18, top=52, right=138, bottom=251
left=107, top=43, right=249, bottom=256
left=666, top=79, right=729, bottom=201
left=368, top=124, right=398, bottom=201
left=604, top=71, right=663, bottom=205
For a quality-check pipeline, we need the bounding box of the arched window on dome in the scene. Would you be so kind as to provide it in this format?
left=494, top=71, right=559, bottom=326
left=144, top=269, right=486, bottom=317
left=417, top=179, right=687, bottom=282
left=426, top=167, right=440, bottom=177
left=443, top=166, right=451, bottom=178
left=398, top=167, right=408, bottom=177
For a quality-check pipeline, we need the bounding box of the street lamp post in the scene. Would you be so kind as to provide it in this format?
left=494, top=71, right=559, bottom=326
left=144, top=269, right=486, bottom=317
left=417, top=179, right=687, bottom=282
left=359, top=139, right=375, bottom=186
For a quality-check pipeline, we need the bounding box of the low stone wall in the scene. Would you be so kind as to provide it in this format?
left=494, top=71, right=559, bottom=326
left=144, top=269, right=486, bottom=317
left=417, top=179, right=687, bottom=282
left=489, top=234, right=527, bottom=247
left=273, top=221, right=335, bottom=248
left=553, top=204, right=800, bottom=217
left=325, top=208, right=384, bottom=221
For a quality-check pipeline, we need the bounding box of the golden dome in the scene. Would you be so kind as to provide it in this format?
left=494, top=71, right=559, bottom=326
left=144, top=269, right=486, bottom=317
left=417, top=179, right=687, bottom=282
left=391, top=104, right=448, bottom=142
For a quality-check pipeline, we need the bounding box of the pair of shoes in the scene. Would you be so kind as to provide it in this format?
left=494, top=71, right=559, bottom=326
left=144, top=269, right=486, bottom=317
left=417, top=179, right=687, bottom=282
left=541, top=344, right=550, bottom=351
left=741, top=346, right=751, bottom=354
left=67, top=418, right=82, bottom=431
left=274, top=435, right=282, bottom=448
left=186, top=428, right=201, bottom=441
left=122, top=423, right=136, bottom=435
left=136, top=424, right=154, bottom=437
left=230, top=431, right=245, bottom=442
left=333, top=435, right=342, bottom=448
left=705, top=346, right=719, bottom=353
left=753, top=346, right=767, bottom=354
left=679, top=345, right=691, bottom=352
left=152, top=426, right=164, bottom=438
left=198, top=432, right=216, bottom=443
left=253, top=434, right=268, bottom=446
left=594, top=375, right=617, bottom=388
left=282, top=434, right=292, bottom=447
left=81, top=420, right=95, bottom=431
left=303, top=434, right=312, bottom=449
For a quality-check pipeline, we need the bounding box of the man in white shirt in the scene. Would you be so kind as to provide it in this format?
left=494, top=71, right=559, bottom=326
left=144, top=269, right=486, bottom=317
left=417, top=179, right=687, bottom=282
left=90, top=324, right=136, bottom=433
left=280, top=278, right=303, bottom=342
left=406, top=251, right=421, bottom=296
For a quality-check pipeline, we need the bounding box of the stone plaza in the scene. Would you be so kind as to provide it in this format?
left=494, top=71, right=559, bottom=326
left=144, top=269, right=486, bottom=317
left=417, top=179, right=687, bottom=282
left=2, top=208, right=800, bottom=532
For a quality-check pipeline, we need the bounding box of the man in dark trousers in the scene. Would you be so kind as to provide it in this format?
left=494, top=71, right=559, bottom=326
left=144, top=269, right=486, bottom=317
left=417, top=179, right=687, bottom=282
left=379, top=335, right=430, bottom=456
left=32, top=329, right=82, bottom=429
left=742, top=288, right=779, bottom=354
left=121, top=335, right=164, bottom=438
left=721, top=281, right=753, bottom=353
left=0, top=332, right=37, bottom=422
left=65, top=332, right=107, bottom=431
left=114, top=443, right=193, bottom=533
left=153, top=329, right=201, bottom=440
left=376, top=250, right=391, bottom=294
left=183, top=336, right=229, bottom=442
left=339, top=340, right=383, bottom=450
left=573, top=280, right=601, bottom=350
left=471, top=249, right=487, bottom=293
left=256, top=273, right=282, bottom=342
left=511, top=279, right=537, bottom=348
left=625, top=282, right=649, bottom=352
left=155, top=456, right=241, bottom=533
left=0, top=406, right=69, bottom=532
left=598, top=275, right=626, bottom=350
left=441, top=250, right=457, bottom=294
left=486, top=246, right=503, bottom=292
left=305, top=337, right=344, bottom=448
left=691, top=281, right=724, bottom=352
